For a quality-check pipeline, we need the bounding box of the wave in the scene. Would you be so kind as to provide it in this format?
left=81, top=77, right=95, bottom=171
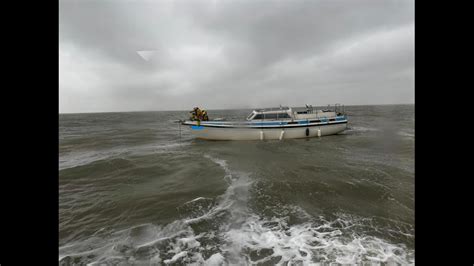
left=398, top=131, right=415, bottom=138
left=59, top=150, right=126, bottom=171
left=59, top=141, right=190, bottom=171
left=59, top=155, right=414, bottom=265
left=347, top=126, right=380, bottom=132
left=222, top=215, right=413, bottom=265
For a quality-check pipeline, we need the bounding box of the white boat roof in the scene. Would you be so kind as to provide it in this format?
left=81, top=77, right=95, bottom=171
left=253, top=106, right=291, bottom=113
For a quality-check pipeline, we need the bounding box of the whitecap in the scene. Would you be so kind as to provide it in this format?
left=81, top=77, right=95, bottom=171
left=59, top=155, right=414, bottom=265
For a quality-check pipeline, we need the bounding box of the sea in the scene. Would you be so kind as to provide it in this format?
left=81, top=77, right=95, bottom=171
left=59, top=104, right=414, bottom=265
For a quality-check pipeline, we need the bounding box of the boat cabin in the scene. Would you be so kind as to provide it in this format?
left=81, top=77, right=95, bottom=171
left=246, top=105, right=343, bottom=121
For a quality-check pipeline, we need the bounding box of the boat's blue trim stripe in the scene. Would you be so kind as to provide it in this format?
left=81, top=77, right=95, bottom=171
left=184, top=120, right=347, bottom=129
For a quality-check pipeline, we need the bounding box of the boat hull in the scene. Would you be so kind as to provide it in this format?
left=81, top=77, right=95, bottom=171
left=187, top=122, right=347, bottom=140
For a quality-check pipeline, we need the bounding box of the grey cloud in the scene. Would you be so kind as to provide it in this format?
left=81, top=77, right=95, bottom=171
left=59, top=0, right=414, bottom=113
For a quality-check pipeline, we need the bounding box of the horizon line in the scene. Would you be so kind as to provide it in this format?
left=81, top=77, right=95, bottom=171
left=59, top=102, right=414, bottom=115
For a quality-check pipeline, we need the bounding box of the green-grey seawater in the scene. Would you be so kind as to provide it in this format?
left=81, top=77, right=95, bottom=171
left=59, top=105, right=414, bottom=265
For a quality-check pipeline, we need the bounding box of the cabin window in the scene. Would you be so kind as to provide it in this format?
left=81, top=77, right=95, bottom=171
left=264, top=113, right=278, bottom=119
left=253, top=113, right=290, bottom=120
left=266, top=113, right=290, bottom=119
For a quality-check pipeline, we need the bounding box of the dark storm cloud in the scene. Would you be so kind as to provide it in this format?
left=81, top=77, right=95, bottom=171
left=59, top=0, right=414, bottom=113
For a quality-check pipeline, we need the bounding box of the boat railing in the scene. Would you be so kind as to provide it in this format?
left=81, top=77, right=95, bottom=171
left=333, top=104, right=346, bottom=115
left=254, top=106, right=290, bottom=112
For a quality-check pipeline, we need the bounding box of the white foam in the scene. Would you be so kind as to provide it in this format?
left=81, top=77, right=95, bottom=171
left=205, top=253, right=225, bottom=265
left=398, top=131, right=415, bottom=138
left=221, top=215, right=414, bottom=265
left=184, top=155, right=252, bottom=225
left=59, top=155, right=414, bottom=265
left=348, top=126, right=380, bottom=132
left=183, top=197, right=214, bottom=205
left=164, top=251, right=188, bottom=264
left=204, top=154, right=234, bottom=183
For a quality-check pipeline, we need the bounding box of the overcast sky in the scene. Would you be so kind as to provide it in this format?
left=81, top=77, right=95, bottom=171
left=59, top=0, right=414, bottom=113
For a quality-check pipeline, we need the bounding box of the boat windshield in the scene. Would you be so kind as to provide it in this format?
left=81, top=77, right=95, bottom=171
left=247, top=112, right=255, bottom=120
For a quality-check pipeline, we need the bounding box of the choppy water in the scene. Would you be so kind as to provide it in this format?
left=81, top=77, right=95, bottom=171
left=59, top=105, right=414, bottom=265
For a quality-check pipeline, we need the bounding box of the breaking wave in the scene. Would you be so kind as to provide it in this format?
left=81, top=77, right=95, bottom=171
left=59, top=155, right=414, bottom=265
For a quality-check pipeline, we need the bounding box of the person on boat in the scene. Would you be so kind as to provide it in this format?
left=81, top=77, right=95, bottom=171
left=202, top=110, right=209, bottom=121
left=196, top=108, right=203, bottom=121
left=190, top=107, right=202, bottom=121
left=189, top=108, right=197, bottom=121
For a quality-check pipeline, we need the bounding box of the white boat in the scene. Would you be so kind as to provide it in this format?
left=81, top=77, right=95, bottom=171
left=182, top=105, right=348, bottom=140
